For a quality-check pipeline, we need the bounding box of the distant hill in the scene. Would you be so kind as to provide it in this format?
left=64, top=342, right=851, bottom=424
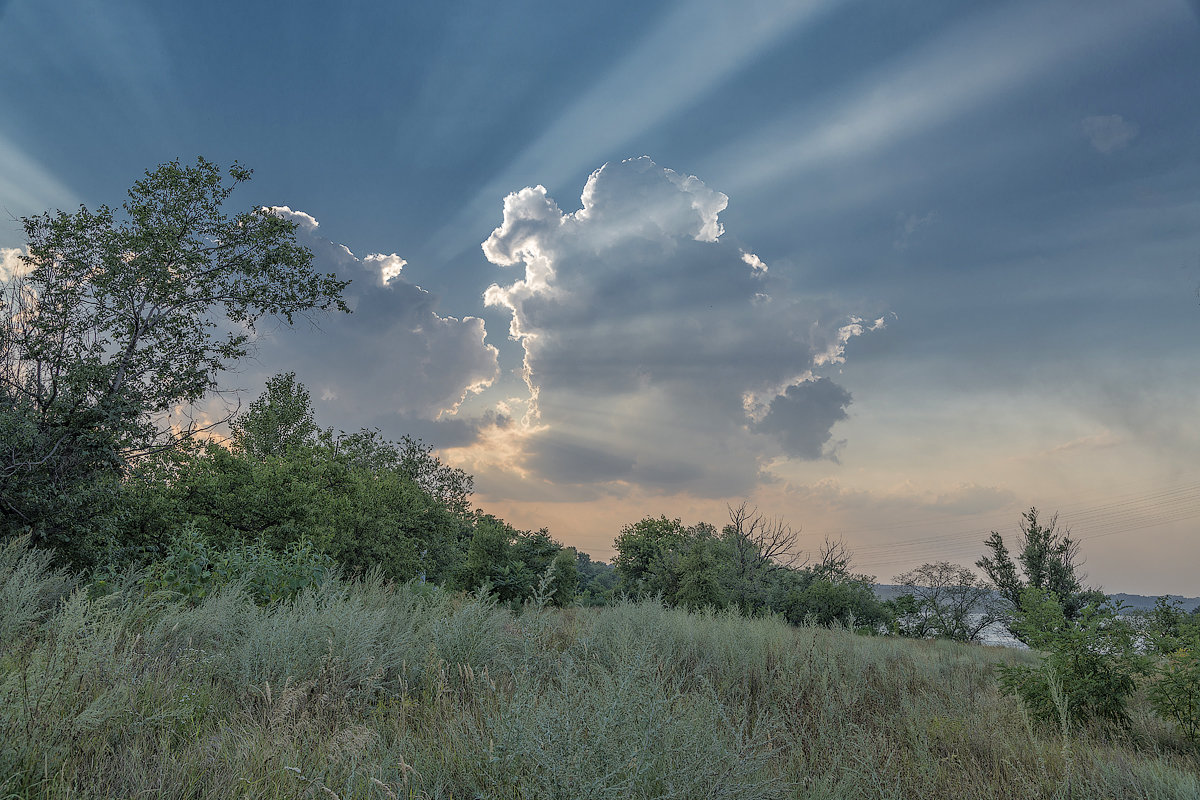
left=1107, top=593, right=1200, bottom=612
left=874, top=585, right=1200, bottom=613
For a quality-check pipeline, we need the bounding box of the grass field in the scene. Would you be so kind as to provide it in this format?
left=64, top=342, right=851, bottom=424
left=2, top=547, right=1197, bottom=799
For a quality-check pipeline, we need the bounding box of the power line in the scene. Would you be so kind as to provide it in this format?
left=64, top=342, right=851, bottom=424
left=821, top=477, right=1200, bottom=575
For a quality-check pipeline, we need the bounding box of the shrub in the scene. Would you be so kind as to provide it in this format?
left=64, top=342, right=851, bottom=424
left=140, top=525, right=334, bottom=605
left=1147, top=642, right=1200, bottom=745
left=997, top=589, right=1142, bottom=727
left=0, top=535, right=76, bottom=652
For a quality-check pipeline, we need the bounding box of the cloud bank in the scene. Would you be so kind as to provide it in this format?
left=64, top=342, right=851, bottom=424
left=253, top=208, right=499, bottom=426
left=457, top=157, right=882, bottom=497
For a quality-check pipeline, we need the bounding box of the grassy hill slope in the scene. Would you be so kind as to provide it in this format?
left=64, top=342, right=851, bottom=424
left=2, top=560, right=1198, bottom=799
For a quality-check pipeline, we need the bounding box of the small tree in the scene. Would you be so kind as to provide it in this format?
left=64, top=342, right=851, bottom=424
left=893, top=561, right=1005, bottom=642
left=1148, top=642, right=1200, bottom=746
left=675, top=536, right=728, bottom=611
left=464, top=515, right=516, bottom=592
left=977, top=507, right=1102, bottom=642
left=776, top=538, right=889, bottom=630
left=229, top=372, right=318, bottom=458
left=549, top=547, right=580, bottom=607
left=612, top=515, right=691, bottom=598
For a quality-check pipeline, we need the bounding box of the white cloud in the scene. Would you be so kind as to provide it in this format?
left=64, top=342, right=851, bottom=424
left=365, top=252, right=407, bottom=284
left=1082, top=114, right=1138, bottom=153
left=267, top=205, right=320, bottom=232
left=741, top=252, right=769, bottom=272
left=467, top=157, right=882, bottom=497
left=432, top=0, right=844, bottom=252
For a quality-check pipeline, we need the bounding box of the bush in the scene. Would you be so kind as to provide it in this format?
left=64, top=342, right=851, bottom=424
left=1147, top=641, right=1200, bottom=745
left=997, top=589, right=1142, bottom=728
left=140, top=525, right=334, bottom=605
left=775, top=575, right=890, bottom=631
left=0, top=535, right=76, bottom=652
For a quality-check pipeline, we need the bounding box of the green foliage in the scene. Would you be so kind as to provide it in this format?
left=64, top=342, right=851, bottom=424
left=777, top=573, right=889, bottom=630
left=139, top=525, right=335, bottom=605
left=462, top=516, right=576, bottom=606
left=1139, top=596, right=1200, bottom=656
left=997, top=589, right=1143, bottom=728
left=118, top=375, right=473, bottom=586
left=772, top=538, right=891, bottom=631
left=550, top=546, right=580, bottom=607
left=884, top=592, right=922, bottom=635
left=4, top=559, right=1200, bottom=799
left=0, top=389, right=127, bottom=567
left=0, top=536, right=76, bottom=651
left=612, top=514, right=697, bottom=596
left=675, top=535, right=728, bottom=611
left=464, top=515, right=514, bottom=590
left=229, top=371, right=318, bottom=459
left=1134, top=598, right=1200, bottom=746
left=575, top=550, right=618, bottom=606
left=1147, top=641, right=1200, bottom=745
left=613, top=514, right=740, bottom=609
left=977, top=508, right=1103, bottom=642
left=718, top=502, right=801, bottom=613
left=613, top=512, right=891, bottom=631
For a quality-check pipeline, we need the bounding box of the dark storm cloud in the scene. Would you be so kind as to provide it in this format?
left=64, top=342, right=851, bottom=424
left=752, top=378, right=852, bottom=460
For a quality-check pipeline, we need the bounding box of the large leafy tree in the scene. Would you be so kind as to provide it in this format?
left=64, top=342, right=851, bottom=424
left=0, top=158, right=348, bottom=563
left=462, top=516, right=576, bottom=606
left=892, top=561, right=1005, bottom=642
left=612, top=515, right=717, bottom=602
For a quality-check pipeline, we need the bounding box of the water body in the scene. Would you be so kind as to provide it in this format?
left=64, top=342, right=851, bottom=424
left=975, top=617, right=1026, bottom=649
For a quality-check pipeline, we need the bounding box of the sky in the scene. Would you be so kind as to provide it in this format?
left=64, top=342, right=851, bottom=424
left=2, top=0, right=1199, bottom=595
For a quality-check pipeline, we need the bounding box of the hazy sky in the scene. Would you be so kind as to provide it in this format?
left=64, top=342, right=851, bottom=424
left=2, top=0, right=1199, bottom=594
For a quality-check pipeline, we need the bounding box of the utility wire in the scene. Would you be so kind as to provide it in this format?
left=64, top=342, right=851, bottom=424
left=823, top=477, right=1200, bottom=576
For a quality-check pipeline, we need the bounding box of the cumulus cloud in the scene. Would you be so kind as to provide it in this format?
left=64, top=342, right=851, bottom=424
left=1082, top=114, right=1138, bottom=153
left=254, top=208, right=499, bottom=425
left=464, top=157, right=883, bottom=496
left=364, top=252, right=407, bottom=285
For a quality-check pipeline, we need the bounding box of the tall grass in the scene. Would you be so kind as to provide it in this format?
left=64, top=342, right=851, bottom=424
left=1, top=540, right=1196, bottom=799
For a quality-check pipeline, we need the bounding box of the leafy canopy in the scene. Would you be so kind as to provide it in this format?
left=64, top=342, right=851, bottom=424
left=7, top=157, right=348, bottom=454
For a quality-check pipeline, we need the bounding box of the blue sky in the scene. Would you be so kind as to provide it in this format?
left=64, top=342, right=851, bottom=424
left=2, top=0, right=1199, bottom=594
